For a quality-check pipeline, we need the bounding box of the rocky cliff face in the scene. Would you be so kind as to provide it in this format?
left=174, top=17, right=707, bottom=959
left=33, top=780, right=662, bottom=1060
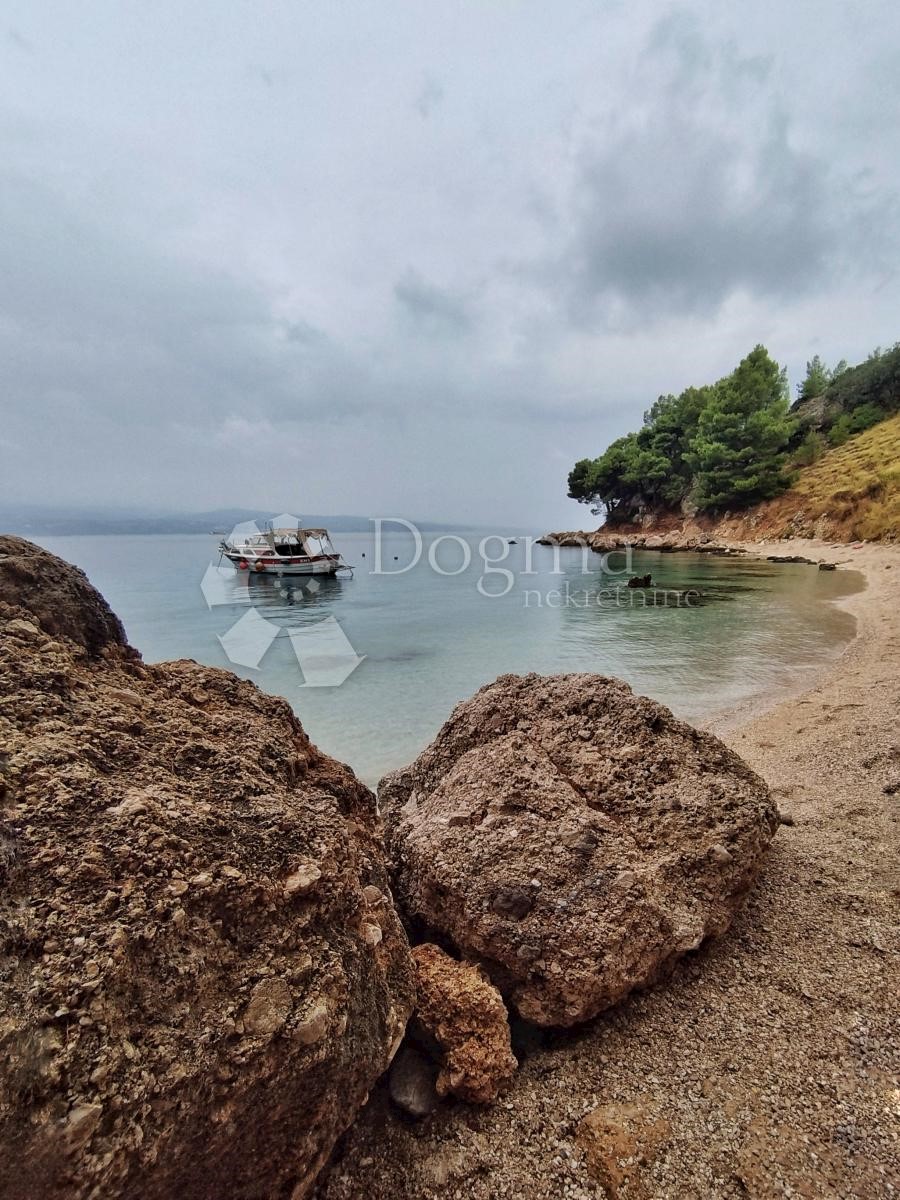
left=381, top=673, right=777, bottom=1027
left=0, top=536, right=414, bottom=1199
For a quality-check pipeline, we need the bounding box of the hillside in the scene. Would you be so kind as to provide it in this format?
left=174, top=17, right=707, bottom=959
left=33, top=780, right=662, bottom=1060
left=550, top=414, right=900, bottom=546
left=568, top=343, right=899, bottom=534
left=715, top=412, right=900, bottom=542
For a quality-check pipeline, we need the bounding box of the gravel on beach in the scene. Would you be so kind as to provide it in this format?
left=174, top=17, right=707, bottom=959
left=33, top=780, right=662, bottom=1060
left=316, top=539, right=900, bottom=1200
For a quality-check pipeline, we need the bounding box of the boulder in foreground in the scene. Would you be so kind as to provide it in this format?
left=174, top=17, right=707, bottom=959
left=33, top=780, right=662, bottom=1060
left=382, top=673, right=778, bottom=1026
left=0, top=536, right=415, bottom=1200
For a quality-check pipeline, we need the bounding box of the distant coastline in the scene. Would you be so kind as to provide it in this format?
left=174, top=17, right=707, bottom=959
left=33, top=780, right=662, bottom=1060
left=0, top=506, right=501, bottom=537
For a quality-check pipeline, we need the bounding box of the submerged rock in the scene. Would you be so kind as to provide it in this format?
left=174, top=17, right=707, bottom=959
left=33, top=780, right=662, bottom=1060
left=382, top=673, right=778, bottom=1027
left=0, top=537, right=415, bottom=1199
left=411, top=944, right=517, bottom=1103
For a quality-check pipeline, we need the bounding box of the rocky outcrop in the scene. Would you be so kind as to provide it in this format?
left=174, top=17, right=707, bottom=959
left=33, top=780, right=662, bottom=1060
left=538, top=528, right=742, bottom=555
left=410, top=944, right=517, bottom=1104
left=0, top=535, right=127, bottom=654
left=382, top=673, right=777, bottom=1027
left=0, top=537, right=415, bottom=1199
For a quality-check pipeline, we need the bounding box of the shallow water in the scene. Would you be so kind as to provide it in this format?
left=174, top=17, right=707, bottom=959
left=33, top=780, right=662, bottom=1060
left=35, top=532, right=860, bottom=785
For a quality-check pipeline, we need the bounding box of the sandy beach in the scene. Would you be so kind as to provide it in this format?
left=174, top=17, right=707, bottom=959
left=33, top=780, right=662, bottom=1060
left=317, top=538, right=900, bottom=1200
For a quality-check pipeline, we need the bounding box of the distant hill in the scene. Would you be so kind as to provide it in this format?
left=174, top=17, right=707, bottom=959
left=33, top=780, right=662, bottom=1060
left=0, top=506, right=477, bottom=536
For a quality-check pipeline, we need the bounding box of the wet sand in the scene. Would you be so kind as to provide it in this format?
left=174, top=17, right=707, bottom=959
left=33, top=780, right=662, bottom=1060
left=317, top=538, right=900, bottom=1200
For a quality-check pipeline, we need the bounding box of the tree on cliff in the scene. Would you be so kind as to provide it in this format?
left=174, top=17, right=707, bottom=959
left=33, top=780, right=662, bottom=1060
left=687, top=345, right=795, bottom=511
left=798, top=355, right=831, bottom=399
left=568, top=435, right=642, bottom=514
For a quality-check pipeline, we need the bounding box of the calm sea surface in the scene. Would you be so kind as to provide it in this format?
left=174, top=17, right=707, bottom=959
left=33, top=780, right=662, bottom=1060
left=36, top=532, right=860, bottom=785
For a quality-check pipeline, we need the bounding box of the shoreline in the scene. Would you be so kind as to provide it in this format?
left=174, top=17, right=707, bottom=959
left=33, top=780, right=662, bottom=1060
left=700, top=536, right=871, bottom=737
left=317, top=536, right=900, bottom=1199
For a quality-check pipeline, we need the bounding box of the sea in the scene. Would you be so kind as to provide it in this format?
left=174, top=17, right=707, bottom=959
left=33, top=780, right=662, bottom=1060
left=35, top=530, right=861, bottom=786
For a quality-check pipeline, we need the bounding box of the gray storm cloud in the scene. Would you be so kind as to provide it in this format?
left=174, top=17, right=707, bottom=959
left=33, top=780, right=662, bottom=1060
left=548, top=14, right=889, bottom=324
left=0, top=0, right=897, bottom=526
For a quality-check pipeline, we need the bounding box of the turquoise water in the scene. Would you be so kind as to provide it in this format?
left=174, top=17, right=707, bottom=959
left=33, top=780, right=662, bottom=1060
left=35, top=532, right=860, bottom=785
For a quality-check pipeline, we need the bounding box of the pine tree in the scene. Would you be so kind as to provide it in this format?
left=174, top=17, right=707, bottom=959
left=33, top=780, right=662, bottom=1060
left=687, top=345, right=795, bottom=512
left=798, top=355, right=831, bottom=399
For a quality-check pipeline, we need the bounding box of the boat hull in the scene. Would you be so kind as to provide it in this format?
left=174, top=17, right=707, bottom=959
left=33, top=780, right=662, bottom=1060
left=223, top=553, right=342, bottom=576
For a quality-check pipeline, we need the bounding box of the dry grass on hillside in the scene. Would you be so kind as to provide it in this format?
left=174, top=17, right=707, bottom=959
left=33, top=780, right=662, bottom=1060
left=786, top=413, right=900, bottom=540
left=707, top=413, right=900, bottom=542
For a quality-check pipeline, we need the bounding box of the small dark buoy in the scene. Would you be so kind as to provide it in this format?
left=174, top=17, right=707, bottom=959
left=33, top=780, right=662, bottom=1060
left=361, top=552, right=365, bottom=557
left=394, top=556, right=399, bottom=561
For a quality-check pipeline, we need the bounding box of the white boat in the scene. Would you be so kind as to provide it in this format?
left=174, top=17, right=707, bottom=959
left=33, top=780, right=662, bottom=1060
left=218, top=523, right=351, bottom=576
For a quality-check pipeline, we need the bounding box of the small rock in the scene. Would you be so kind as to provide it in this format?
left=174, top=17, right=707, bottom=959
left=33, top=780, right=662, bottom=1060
left=242, top=978, right=292, bottom=1038
left=293, top=1001, right=329, bottom=1047
left=106, top=796, right=147, bottom=819
left=64, top=1103, right=103, bottom=1152
left=577, top=1102, right=670, bottom=1198
left=284, top=862, right=322, bottom=896
left=361, top=920, right=383, bottom=947
left=388, top=1043, right=439, bottom=1118
left=411, top=943, right=517, bottom=1104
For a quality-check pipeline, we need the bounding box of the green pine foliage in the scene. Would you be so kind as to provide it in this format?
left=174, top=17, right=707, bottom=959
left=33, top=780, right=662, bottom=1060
left=798, top=354, right=832, bottom=399
left=686, top=346, right=795, bottom=510
left=822, top=344, right=899, bottom=423
left=569, top=345, right=795, bottom=517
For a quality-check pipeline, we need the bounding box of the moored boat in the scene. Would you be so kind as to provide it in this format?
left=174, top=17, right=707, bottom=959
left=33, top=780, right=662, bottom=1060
left=218, top=523, right=351, bottom=576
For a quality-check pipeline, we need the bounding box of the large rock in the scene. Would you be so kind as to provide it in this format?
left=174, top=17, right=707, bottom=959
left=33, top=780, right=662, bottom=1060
left=0, top=539, right=415, bottom=1199
left=382, top=673, right=777, bottom=1026
left=0, top=535, right=127, bottom=655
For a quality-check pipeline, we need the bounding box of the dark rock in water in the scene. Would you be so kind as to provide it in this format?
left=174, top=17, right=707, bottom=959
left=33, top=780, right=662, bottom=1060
left=818, top=561, right=837, bottom=571
left=382, top=673, right=777, bottom=1027
left=388, top=1044, right=439, bottom=1119
left=766, top=554, right=814, bottom=564
left=0, top=539, right=415, bottom=1200
left=627, top=573, right=653, bottom=588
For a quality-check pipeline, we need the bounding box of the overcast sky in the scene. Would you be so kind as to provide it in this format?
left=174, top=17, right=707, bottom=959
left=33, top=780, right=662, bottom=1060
left=1, top=1, right=898, bottom=528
